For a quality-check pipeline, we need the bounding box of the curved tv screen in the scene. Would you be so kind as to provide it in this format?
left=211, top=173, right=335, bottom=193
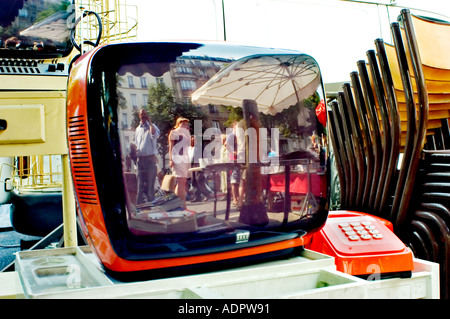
left=0, top=0, right=74, bottom=58
left=68, top=42, right=330, bottom=278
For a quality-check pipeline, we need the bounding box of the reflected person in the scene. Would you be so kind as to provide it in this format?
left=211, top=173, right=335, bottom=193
left=135, top=108, right=160, bottom=204
left=169, top=117, right=192, bottom=207
left=226, top=121, right=240, bottom=207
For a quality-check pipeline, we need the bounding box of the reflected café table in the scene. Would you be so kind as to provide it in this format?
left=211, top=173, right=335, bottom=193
left=262, top=166, right=327, bottom=223
left=189, top=162, right=243, bottom=219
left=265, top=171, right=327, bottom=196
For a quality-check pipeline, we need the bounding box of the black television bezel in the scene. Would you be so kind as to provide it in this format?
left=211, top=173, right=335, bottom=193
left=84, top=42, right=328, bottom=265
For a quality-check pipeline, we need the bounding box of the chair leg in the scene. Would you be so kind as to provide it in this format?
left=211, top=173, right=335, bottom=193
left=342, top=83, right=365, bottom=209
left=414, top=210, right=450, bottom=299
left=367, top=49, right=392, bottom=214
left=358, top=60, right=383, bottom=211
left=336, top=92, right=358, bottom=209
left=350, top=71, right=374, bottom=210
left=330, top=101, right=350, bottom=208
left=374, top=39, right=402, bottom=216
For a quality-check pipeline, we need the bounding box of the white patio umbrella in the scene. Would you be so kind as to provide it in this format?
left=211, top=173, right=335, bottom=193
left=191, top=53, right=321, bottom=116
left=192, top=53, right=322, bottom=223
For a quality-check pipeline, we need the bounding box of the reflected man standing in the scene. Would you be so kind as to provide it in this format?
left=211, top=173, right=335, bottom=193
left=135, top=109, right=160, bottom=204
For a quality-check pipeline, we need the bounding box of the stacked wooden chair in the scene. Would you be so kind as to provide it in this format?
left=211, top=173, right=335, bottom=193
left=328, top=9, right=450, bottom=298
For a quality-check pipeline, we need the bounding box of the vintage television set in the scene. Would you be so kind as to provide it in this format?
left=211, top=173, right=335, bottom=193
left=67, top=42, right=330, bottom=280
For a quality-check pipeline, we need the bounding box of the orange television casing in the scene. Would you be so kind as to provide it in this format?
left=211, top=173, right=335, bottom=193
left=66, top=42, right=329, bottom=280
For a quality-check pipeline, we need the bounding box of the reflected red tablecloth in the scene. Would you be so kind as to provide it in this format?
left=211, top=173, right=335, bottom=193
left=263, top=172, right=327, bottom=197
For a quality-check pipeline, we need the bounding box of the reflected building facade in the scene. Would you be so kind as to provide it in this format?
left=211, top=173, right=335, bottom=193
left=117, top=55, right=233, bottom=162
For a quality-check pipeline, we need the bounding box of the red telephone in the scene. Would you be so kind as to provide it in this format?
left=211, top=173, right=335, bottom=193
left=307, top=211, right=414, bottom=278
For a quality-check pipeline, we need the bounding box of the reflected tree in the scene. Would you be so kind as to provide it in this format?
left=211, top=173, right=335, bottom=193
left=132, top=82, right=206, bottom=172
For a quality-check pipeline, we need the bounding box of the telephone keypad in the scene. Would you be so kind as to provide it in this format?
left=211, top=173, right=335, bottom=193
left=339, top=219, right=384, bottom=241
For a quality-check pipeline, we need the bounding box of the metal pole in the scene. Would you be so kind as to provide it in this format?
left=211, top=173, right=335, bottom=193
left=61, top=154, right=77, bottom=247
left=222, top=0, right=226, bottom=41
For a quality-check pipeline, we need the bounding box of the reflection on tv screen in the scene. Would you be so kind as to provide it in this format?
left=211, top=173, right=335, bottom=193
left=0, top=0, right=73, bottom=58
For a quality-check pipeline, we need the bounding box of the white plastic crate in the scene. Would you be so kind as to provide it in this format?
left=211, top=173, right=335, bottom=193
left=15, top=246, right=112, bottom=298
left=13, top=247, right=440, bottom=299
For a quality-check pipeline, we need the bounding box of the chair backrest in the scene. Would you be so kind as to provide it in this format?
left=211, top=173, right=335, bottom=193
left=385, top=13, right=450, bottom=150
left=384, top=43, right=450, bottom=147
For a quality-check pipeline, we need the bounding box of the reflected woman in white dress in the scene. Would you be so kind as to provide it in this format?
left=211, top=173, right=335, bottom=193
left=168, top=117, right=191, bottom=207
